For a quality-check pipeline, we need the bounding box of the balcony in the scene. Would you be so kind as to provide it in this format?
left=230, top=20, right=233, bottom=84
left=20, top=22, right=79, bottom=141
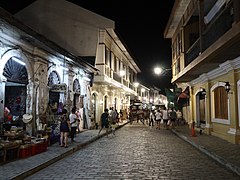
left=173, top=4, right=240, bottom=83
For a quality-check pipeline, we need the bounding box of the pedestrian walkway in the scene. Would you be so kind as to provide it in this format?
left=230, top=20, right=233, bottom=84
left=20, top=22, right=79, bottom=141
left=171, top=125, right=240, bottom=176
left=0, top=120, right=129, bottom=180
left=1, top=121, right=240, bottom=179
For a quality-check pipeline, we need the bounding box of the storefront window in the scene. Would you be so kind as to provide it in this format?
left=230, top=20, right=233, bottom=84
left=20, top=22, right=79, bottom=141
left=3, top=58, right=28, bottom=130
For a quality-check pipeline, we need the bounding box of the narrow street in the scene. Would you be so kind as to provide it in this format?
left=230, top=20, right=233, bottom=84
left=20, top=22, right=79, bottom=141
left=26, top=122, right=239, bottom=180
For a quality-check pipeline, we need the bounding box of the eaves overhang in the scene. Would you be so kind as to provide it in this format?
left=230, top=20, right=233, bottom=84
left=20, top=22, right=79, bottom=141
left=93, top=75, right=137, bottom=96
left=107, top=29, right=141, bottom=73
left=0, top=7, right=98, bottom=74
left=164, top=0, right=191, bottom=39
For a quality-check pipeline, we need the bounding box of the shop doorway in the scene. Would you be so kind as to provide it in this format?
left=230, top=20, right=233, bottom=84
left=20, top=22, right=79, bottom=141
left=3, top=57, right=28, bottom=129
left=196, top=91, right=206, bottom=127
left=48, top=71, right=61, bottom=115
left=49, top=91, right=60, bottom=114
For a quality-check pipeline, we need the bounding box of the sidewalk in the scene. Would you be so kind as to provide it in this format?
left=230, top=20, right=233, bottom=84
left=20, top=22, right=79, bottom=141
left=0, top=120, right=129, bottom=180
left=171, top=125, right=240, bottom=176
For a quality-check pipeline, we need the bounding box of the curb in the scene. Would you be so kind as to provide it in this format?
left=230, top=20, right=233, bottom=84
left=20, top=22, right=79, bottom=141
left=12, top=122, right=128, bottom=180
left=171, top=129, right=240, bottom=176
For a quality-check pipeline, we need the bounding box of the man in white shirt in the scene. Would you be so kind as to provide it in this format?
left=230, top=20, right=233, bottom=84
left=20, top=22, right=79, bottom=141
left=69, top=107, right=78, bottom=142
left=162, top=107, right=169, bottom=129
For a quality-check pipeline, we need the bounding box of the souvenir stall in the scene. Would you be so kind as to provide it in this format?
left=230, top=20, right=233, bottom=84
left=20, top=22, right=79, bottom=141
left=0, top=113, right=48, bottom=163
left=47, top=74, right=67, bottom=144
left=0, top=58, right=48, bottom=163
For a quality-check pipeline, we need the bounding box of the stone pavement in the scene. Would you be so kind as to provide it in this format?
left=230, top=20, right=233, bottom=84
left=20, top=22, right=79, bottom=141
left=0, top=120, right=128, bottom=180
left=0, top=121, right=240, bottom=179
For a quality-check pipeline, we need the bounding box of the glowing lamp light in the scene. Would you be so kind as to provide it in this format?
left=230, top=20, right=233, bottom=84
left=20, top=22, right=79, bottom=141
left=119, top=70, right=126, bottom=77
left=12, top=57, right=26, bottom=66
left=83, top=76, right=91, bottom=82
left=154, top=67, right=163, bottom=75
left=225, top=82, right=230, bottom=93
left=133, top=82, right=139, bottom=87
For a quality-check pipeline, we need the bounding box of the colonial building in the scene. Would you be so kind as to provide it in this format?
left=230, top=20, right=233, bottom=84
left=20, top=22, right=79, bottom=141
left=164, top=0, right=240, bottom=144
left=15, top=0, right=141, bottom=126
left=0, top=8, right=97, bottom=140
left=92, top=29, right=141, bottom=124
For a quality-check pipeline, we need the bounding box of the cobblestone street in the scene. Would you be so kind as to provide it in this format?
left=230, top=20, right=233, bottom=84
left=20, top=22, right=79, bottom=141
left=26, top=122, right=239, bottom=180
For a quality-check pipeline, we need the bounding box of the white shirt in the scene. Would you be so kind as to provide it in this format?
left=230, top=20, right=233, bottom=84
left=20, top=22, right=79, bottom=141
left=155, top=111, right=161, bottom=120
left=162, top=110, right=169, bottom=120
left=69, top=113, right=78, bottom=127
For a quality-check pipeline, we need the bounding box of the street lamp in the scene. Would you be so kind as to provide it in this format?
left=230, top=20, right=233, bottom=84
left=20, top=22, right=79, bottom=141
left=153, top=66, right=171, bottom=75
left=154, top=67, right=163, bottom=75
left=133, top=82, right=139, bottom=87
left=119, top=70, right=126, bottom=77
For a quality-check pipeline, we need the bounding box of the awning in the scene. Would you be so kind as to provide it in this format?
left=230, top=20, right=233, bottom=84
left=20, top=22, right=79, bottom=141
left=177, top=86, right=190, bottom=103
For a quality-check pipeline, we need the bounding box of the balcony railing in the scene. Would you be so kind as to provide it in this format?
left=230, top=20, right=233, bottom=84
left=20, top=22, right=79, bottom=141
left=202, top=4, right=234, bottom=52
left=185, top=38, right=200, bottom=66
left=185, top=4, right=234, bottom=66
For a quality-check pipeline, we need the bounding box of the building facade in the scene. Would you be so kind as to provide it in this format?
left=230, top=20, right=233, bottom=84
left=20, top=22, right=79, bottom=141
left=92, top=28, right=141, bottom=124
left=0, top=8, right=97, bottom=139
left=164, top=0, right=240, bottom=144
left=15, top=0, right=141, bottom=126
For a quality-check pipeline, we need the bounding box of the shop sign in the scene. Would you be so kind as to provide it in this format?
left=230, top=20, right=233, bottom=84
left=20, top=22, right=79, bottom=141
left=50, top=83, right=67, bottom=92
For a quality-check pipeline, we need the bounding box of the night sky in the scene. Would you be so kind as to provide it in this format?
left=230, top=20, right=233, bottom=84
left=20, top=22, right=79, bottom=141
left=0, top=0, right=175, bottom=91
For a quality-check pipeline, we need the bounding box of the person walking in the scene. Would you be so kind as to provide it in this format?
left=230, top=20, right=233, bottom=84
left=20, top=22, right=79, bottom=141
left=162, top=107, right=169, bottom=129
left=60, top=109, right=70, bottom=148
left=169, top=108, right=177, bottom=129
left=176, top=110, right=183, bottom=125
left=149, top=110, right=155, bottom=127
left=76, top=109, right=82, bottom=133
left=69, top=107, right=78, bottom=142
left=98, top=109, right=109, bottom=136
left=155, top=109, right=162, bottom=129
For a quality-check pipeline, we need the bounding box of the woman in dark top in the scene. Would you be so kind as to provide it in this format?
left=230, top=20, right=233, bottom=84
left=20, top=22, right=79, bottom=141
left=60, top=109, right=70, bottom=148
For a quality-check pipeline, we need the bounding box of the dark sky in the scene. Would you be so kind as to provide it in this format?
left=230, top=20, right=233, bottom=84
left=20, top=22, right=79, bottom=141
left=0, top=0, right=175, bottom=91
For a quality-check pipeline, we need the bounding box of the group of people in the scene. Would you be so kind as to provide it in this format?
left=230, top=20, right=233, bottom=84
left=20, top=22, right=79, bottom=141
left=149, top=107, right=183, bottom=129
left=59, top=107, right=82, bottom=148
left=98, top=107, right=120, bottom=136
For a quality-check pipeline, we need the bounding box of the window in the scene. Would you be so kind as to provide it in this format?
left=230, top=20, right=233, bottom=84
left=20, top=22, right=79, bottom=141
left=105, top=48, right=110, bottom=66
left=214, top=86, right=228, bottom=119
left=114, top=56, right=118, bottom=72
